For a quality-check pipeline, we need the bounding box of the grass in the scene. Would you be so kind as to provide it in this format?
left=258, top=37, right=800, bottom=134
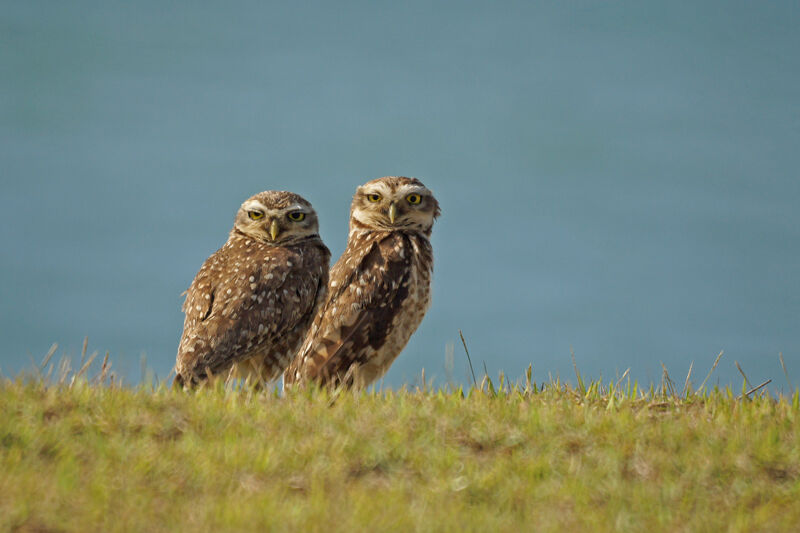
left=1, top=347, right=799, bottom=532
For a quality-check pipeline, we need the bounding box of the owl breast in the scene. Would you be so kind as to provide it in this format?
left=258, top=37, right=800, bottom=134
left=285, top=229, right=435, bottom=388
left=351, top=233, right=433, bottom=384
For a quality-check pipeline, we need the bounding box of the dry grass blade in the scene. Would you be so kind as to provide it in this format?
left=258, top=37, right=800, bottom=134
left=40, top=343, right=58, bottom=371
left=524, top=363, right=534, bottom=394
left=572, top=347, right=585, bottom=395
left=661, top=363, right=677, bottom=398
left=225, top=365, right=237, bottom=387
left=735, top=361, right=751, bottom=389
left=697, top=351, right=724, bottom=392
left=614, top=368, right=630, bottom=389
left=737, top=379, right=772, bottom=400
left=200, top=366, right=214, bottom=390
left=57, top=357, right=72, bottom=385
left=779, top=353, right=793, bottom=390
left=341, top=362, right=365, bottom=390
left=73, top=351, right=98, bottom=384
left=326, top=384, right=344, bottom=407
left=681, top=361, right=694, bottom=396
left=459, top=330, right=477, bottom=387
left=80, top=336, right=89, bottom=367
left=95, top=351, right=111, bottom=384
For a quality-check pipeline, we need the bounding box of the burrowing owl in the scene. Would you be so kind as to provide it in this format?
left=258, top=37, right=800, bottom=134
left=285, top=176, right=439, bottom=388
left=174, top=191, right=330, bottom=387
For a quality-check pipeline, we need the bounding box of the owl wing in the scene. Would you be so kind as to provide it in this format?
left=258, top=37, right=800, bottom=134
left=292, top=233, right=413, bottom=385
left=176, top=242, right=327, bottom=383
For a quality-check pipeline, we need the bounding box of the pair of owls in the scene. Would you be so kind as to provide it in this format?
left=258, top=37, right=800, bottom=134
left=174, top=176, right=440, bottom=389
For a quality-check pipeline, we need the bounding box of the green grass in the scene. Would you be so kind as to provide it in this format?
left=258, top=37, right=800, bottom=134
left=2, top=356, right=799, bottom=532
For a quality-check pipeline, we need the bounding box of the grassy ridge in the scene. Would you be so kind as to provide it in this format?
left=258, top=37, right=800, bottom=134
left=2, top=370, right=799, bottom=533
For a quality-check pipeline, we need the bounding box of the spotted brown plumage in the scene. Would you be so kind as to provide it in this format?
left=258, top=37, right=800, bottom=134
left=174, top=191, right=330, bottom=387
left=285, top=177, right=439, bottom=388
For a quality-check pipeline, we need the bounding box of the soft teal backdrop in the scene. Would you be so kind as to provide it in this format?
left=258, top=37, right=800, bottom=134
left=2, top=1, right=798, bottom=388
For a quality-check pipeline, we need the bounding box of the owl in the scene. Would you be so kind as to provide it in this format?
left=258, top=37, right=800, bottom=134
left=284, top=176, right=440, bottom=388
left=174, top=191, right=330, bottom=387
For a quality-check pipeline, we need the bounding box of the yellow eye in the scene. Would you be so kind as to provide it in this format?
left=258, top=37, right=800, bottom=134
left=287, top=211, right=305, bottom=222
left=248, top=211, right=264, bottom=220
left=406, top=194, right=422, bottom=205
left=367, top=193, right=382, bottom=203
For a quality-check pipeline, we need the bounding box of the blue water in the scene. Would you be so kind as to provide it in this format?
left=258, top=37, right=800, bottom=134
left=2, top=1, right=798, bottom=389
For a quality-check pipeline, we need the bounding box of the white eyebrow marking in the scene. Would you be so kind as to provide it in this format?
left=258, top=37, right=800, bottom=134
left=398, top=184, right=428, bottom=196
left=361, top=182, right=393, bottom=197
left=242, top=200, right=268, bottom=212
left=286, top=204, right=310, bottom=212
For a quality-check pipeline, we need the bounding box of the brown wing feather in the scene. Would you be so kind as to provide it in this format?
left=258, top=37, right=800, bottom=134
left=287, top=232, right=413, bottom=385
left=176, top=238, right=327, bottom=384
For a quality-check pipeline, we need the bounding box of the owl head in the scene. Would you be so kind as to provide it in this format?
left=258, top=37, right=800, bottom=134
left=233, top=191, right=321, bottom=245
left=350, top=176, right=440, bottom=233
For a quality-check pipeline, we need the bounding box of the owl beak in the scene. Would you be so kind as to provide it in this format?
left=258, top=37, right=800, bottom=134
left=269, top=219, right=280, bottom=241
left=388, top=202, right=398, bottom=224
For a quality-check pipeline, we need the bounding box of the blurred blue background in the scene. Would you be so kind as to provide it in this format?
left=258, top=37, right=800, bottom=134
left=2, top=1, right=798, bottom=389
